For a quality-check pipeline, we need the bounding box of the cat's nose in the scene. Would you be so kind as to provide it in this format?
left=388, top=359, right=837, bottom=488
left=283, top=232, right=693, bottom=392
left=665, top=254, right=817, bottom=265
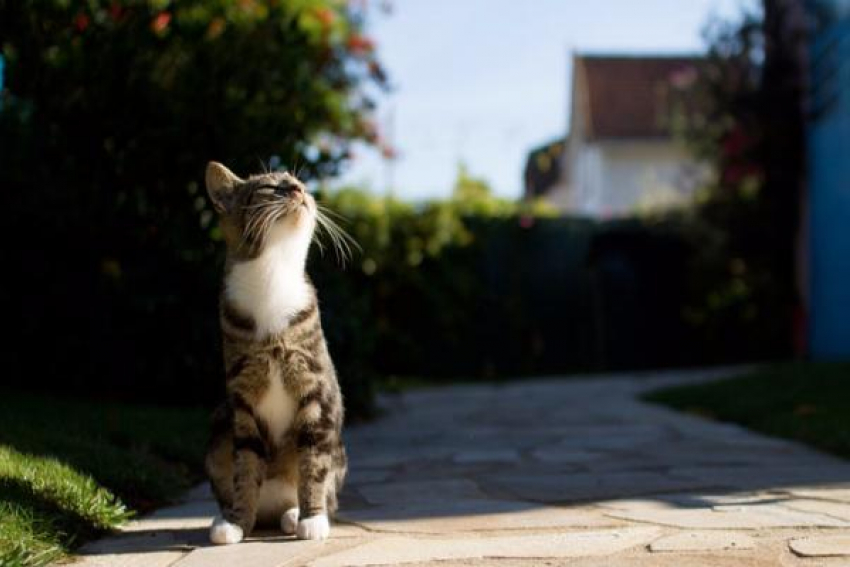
left=275, top=183, right=302, bottom=196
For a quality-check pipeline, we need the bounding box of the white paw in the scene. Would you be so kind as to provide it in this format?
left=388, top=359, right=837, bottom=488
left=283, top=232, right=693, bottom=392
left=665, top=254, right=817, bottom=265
left=209, top=515, right=244, bottom=545
left=296, top=513, right=330, bottom=540
left=281, top=507, right=300, bottom=535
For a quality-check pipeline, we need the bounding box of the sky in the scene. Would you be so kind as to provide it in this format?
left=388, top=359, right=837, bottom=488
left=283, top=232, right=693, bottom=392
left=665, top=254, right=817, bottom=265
left=334, top=0, right=752, bottom=201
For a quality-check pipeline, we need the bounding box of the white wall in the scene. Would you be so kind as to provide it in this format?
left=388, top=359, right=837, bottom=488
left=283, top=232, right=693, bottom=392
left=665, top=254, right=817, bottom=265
left=553, top=139, right=706, bottom=217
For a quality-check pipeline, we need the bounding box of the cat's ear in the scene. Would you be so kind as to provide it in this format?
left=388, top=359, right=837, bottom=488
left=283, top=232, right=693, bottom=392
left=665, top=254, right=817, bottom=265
left=205, top=161, right=243, bottom=213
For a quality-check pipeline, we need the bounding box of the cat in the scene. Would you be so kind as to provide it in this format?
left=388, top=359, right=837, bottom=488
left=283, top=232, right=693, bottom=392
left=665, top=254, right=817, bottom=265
left=203, top=161, right=347, bottom=544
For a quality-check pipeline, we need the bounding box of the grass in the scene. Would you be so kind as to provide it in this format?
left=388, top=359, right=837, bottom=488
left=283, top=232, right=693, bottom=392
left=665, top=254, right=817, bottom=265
left=644, top=362, right=850, bottom=459
left=0, top=392, right=208, bottom=567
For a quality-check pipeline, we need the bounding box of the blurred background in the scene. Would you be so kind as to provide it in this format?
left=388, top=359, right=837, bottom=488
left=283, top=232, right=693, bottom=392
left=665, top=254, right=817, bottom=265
left=0, top=0, right=848, bottom=563
left=1, top=0, right=848, bottom=417
left=0, top=0, right=848, bottom=418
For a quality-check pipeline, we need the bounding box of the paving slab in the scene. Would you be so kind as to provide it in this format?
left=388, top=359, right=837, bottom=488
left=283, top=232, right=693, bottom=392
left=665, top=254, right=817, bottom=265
left=120, top=501, right=216, bottom=534
left=69, top=367, right=850, bottom=567
left=773, top=499, right=850, bottom=522
left=340, top=500, right=621, bottom=533
left=77, top=532, right=190, bottom=555
left=68, top=550, right=188, bottom=567
left=178, top=484, right=213, bottom=503
left=565, top=555, right=779, bottom=567
left=604, top=503, right=850, bottom=529
left=788, top=535, right=850, bottom=557
left=357, top=479, right=487, bottom=506
left=780, top=486, right=850, bottom=503
left=601, top=491, right=786, bottom=512
left=649, top=531, right=756, bottom=552
left=309, top=527, right=662, bottom=566
left=530, top=447, right=604, bottom=464
left=670, top=465, right=850, bottom=491
left=480, top=470, right=715, bottom=503
left=170, top=539, right=340, bottom=567
left=345, top=468, right=393, bottom=485
left=452, top=449, right=521, bottom=464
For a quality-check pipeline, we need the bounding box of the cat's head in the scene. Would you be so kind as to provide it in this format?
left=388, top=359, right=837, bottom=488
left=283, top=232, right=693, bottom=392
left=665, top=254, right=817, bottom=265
left=205, top=161, right=317, bottom=258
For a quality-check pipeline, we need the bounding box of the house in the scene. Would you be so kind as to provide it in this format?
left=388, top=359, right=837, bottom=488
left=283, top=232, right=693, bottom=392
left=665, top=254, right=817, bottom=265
left=806, top=0, right=850, bottom=358
left=525, top=54, right=706, bottom=217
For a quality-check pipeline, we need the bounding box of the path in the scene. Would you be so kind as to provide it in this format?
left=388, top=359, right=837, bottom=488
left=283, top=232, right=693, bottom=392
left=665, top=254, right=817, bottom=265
left=72, top=368, right=850, bottom=566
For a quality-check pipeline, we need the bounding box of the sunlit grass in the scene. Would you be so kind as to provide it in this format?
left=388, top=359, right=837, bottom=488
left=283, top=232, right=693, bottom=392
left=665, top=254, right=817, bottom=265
left=0, top=393, right=208, bottom=566
left=0, top=446, right=130, bottom=567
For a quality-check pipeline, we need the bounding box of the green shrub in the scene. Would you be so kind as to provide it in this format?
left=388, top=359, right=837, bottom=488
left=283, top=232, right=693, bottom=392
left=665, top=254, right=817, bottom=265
left=0, top=2, right=796, bottom=421
left=0, top=0, right=386, bottom=417
left=0, top=393, right=208, bottom=566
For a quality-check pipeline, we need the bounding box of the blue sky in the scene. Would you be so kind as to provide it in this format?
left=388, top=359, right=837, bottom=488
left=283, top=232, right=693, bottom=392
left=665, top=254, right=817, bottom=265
left=334, top=0, right=752, bottom=200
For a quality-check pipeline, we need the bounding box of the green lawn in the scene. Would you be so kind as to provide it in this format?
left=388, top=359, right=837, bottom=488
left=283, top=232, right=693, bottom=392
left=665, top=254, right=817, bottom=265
left=645, top=362, right=850, bottom=459
left=0, top=392, right=208, bottom=567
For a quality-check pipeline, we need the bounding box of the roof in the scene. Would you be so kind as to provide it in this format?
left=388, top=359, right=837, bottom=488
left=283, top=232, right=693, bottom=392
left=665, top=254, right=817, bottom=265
left=574, top=54, right=700, bottom=140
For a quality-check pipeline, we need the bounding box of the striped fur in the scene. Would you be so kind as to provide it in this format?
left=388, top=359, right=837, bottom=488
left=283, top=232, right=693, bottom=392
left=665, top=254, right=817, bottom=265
left=203, top=162, right=346, bottom=542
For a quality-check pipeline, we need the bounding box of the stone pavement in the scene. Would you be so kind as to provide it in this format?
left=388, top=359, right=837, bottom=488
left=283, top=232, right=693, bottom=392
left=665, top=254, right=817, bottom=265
left=70, top=368, right=850, bottom=566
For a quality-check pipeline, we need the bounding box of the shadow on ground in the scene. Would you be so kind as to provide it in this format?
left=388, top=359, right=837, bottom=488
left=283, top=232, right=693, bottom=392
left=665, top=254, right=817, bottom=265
left=75, top=368, right=850, bottom=565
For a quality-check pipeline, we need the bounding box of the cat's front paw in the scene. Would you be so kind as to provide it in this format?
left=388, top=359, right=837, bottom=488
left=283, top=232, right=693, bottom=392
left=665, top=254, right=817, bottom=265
left=281, top=507, right=300, bottom=535
left=296, top=513, right=330, bottom=540
left=209, top=515, right=244, bottom=545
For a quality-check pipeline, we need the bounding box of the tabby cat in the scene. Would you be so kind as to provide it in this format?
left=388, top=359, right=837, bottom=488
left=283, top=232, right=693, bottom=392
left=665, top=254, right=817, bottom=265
left=203, top=162, right=347, bottom=544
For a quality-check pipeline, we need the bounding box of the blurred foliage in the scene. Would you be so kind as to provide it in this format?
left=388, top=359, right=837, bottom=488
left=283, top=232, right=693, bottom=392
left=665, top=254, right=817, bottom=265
left=0, top=0, right=386, bottom=417
left=311, top=176, right=573, bottom=389
left=0, top=0, right=806, bottom=424
left=669, top=0, right=807, bottom=359
left=523, top=137, right=566, bottom=199
left=450, top=163, right=558, bottom=217
left=312, top=180, right=709, bottom=384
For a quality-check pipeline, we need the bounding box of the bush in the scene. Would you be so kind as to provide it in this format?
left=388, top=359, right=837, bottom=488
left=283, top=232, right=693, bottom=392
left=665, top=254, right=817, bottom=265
left=313, top=188, right=723, bottom=386
left=0, top=1, right=386, bottom=417
left=0, top=2, right=800, bottom=422
left=668, top=0, right=807, bottom=360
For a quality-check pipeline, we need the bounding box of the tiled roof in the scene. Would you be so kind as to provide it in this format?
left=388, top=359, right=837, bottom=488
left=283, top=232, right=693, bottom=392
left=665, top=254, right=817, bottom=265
left=576, top=55, right=700, bottom=140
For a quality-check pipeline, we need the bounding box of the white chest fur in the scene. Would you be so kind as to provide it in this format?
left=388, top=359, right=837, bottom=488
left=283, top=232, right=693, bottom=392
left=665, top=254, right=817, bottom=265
left=255, top=371, right=296, bottom=444
left=225, top=224, right=312, bottom=338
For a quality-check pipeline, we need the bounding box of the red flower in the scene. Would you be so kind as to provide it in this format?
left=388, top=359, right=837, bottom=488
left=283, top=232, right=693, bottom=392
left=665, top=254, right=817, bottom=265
left=151, top=11, right=172, bottom=34
left=722, top=162, right=762, bottom=185
left=108, top=3, right=124, bottom=22
left=314, top=7, right=336, bottom=28
left=379, top=143, right=396, bottom=160
left=721, top=127, right=750, bottom=158
left=207, top=17, right=226, bottom=39
left=347, top=34, right=374, bottom=55
left=74, top=13, right=90, bottom=32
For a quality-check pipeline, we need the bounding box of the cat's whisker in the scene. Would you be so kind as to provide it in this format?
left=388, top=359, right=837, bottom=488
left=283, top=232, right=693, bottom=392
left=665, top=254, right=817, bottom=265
left=314, top=208, right=360, bottom=266
left=242, top=202, right=281, bottom=250
left=316, top=204, right=349, bottom=221
left=313, top=215, right=339, bottom=261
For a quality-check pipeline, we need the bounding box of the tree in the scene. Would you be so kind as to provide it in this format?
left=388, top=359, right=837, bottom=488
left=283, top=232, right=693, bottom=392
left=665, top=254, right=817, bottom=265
left=674, top=0, right=808, bottom=359
left=0, top=0, right=387, bottom=407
